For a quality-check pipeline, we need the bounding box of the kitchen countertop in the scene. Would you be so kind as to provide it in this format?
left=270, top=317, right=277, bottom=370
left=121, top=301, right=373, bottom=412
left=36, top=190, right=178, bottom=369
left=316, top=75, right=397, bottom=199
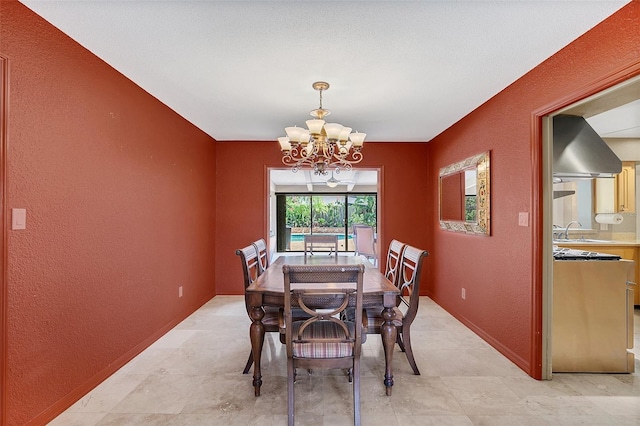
left=554, top=240, right=640, bottom=247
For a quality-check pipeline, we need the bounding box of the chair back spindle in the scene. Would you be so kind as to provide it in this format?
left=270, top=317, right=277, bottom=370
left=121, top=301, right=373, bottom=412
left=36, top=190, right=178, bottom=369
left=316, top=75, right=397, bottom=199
left=384, top=239, right=406, bottom=287
left=396, top=245, right=428, bottom=324
left=252, top=238, right=269, bottom=275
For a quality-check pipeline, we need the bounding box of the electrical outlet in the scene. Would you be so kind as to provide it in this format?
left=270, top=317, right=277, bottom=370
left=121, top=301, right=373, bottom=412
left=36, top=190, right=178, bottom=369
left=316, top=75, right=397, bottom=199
left=178, top=286, right=183, bottom=298
left=461, top=288, right=466, bottom=300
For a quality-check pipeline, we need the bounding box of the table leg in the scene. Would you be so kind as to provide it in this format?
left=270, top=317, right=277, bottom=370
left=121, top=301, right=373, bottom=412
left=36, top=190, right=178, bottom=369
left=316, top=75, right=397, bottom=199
left=249, top=306, right=265, bottom=396
left=381, top=306, right=397, bottom=396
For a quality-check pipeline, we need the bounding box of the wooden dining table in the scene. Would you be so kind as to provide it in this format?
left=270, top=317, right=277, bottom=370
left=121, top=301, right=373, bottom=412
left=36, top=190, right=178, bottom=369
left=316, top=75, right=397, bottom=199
left=245, top=254, right=401, bottom=397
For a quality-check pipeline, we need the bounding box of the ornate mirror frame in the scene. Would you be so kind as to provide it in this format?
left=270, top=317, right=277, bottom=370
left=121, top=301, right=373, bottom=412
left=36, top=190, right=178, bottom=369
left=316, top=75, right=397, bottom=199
left=439, top=151, right=490, bottom=235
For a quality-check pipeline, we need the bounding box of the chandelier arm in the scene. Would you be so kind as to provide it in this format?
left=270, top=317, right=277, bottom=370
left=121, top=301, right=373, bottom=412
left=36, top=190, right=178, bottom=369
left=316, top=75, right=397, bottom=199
left=282, top=155, right=316, bottom=167
left=282, top=148, right=318, bottom=171
left=333, top=150, right=363, bottom=165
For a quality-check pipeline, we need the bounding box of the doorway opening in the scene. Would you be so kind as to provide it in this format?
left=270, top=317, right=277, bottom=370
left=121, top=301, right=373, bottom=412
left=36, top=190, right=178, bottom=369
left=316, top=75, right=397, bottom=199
left=541, top=73, right=640, bottom=379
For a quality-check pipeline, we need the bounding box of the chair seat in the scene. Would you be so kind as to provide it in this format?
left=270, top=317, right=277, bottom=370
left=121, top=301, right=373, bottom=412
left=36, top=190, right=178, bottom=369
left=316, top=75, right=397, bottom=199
left=362, top=306, right=403, bottom=329
left=262, top=306, right=282, bottom=329
left=263, top=307, right=313, bottom=333
left=291, top=320, right=366, bottom=358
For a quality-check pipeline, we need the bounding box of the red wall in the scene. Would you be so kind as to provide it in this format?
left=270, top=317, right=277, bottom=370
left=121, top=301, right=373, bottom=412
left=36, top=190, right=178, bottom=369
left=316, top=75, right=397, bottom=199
left=2, top=0, right=639, bottom=423
left=1, top=2, right=217, bottom=424
left=215, top=141, right=431, bottom=295
left=426, top=1, right=640, bottom=378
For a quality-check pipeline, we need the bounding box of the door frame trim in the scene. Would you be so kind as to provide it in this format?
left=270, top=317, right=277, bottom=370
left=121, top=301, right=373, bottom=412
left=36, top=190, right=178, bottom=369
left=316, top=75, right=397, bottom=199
left=264, top=166, right=383, bottom=260
left=1, top=53, right=9, bottom=426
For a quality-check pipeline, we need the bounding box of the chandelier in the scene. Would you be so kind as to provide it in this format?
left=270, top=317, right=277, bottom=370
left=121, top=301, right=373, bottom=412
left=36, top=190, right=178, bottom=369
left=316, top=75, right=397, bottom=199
left=278, top=81, right=366, bottom=175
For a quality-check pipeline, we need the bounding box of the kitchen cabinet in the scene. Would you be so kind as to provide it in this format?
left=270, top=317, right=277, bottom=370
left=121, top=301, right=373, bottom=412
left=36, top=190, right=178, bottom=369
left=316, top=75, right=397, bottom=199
left=616, top=162, right=635, bottom=213
left=565, top=245, right=639, bottom=305
left=594, top=162, right=636, bottom=213
left=552, top=259, right=635, bottom=373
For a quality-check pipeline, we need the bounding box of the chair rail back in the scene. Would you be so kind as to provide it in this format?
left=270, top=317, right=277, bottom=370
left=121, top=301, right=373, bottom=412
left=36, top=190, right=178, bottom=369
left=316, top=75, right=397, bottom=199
left=397, top=245, right=429, bottom=323
left=303, top=235, right=339, bottom=256
left=282, top=264, right=365, bottom=359
left=252, top=238, right=269, bottom=275
left=236, top=244, right=260, bottom=314
left=384, top=239, right=406, bottom=287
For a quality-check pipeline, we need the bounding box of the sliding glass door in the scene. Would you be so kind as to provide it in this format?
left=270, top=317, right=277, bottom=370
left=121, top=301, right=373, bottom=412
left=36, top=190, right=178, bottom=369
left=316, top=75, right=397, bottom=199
left=276, top=193, right=376, bottom=252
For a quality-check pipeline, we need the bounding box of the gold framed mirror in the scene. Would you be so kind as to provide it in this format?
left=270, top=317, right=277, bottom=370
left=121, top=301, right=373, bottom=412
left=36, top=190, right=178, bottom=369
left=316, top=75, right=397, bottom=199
left=439, top=151, right=490, bottom=235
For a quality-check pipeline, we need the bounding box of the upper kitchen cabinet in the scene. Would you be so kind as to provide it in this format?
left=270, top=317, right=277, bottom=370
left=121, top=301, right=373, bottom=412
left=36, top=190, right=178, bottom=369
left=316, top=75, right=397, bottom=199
left=616, top=162, right=636, bottom=213
left=595, top=161, right=636, bottom=213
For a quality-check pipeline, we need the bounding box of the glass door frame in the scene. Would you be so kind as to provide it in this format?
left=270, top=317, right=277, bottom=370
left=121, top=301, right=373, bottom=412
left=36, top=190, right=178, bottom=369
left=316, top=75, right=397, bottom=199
left=275, top=192, right=377, bottom=253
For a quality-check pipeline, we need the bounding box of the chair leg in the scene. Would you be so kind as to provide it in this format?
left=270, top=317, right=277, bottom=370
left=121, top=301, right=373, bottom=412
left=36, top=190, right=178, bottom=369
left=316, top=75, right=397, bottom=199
left=402, top=326, right=421, bottom=375
left=242, top=351, right=253, bottom=374
left=353, top=360, right=361, bottom=426
left=396, top=331, right=406, bottom=352
left=288, top=360, right=295, bottom=426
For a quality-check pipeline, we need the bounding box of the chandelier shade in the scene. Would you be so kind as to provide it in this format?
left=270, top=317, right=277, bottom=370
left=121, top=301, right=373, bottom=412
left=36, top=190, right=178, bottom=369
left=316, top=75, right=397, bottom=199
left=278, top=81, right=366, bottom=175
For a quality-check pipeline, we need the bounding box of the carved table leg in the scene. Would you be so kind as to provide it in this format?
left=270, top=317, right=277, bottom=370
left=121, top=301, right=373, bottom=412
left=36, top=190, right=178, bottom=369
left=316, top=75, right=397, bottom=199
left=249, top=306, right=265, bottom=397
left=381, top=306, right=397, bottom=396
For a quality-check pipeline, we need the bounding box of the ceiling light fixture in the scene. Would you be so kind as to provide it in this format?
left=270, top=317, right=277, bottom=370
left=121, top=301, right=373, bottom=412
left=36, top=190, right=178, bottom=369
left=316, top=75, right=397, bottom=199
left=278, top=81, right=366, bottom=176
left=326, top=171, right=340, bottom=188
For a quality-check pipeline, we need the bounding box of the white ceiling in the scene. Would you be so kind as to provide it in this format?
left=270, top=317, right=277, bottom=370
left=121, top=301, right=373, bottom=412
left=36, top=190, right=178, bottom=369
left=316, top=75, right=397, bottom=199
left=587, top=99, right=640, bottom=139
left=20, top=0, right=633, bottom=144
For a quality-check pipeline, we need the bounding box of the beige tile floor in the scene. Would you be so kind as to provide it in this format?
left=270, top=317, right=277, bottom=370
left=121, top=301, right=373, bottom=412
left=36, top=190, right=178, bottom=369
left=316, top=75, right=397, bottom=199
left=50, top=296, right=640, bottom=425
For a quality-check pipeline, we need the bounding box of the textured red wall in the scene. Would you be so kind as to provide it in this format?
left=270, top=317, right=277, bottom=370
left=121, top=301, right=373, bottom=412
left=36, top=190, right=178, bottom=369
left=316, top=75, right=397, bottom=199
left=215, top=141, right=431, bottom=295
left=426, top=1, right=640, bottom=378
left=2, top=0, right=639, bottom=423
left=1, top=2, right=217, bottom=424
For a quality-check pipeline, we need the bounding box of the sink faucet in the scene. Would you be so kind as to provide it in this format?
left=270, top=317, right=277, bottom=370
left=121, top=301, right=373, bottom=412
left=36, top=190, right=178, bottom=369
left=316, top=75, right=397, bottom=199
left=552, top=224, right=562, bottom=240
left=563, top=221, right=582, bottom=240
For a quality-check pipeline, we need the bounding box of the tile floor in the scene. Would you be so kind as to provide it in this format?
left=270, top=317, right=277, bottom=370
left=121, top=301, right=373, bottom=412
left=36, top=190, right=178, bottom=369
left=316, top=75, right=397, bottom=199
left=50, top=296, right=640, bottom=425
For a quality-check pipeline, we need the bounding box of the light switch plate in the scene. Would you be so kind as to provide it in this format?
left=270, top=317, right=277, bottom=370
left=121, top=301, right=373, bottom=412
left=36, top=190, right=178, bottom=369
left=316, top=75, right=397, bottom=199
left=518, top=212, right=529, bottom=227
left=12, top=208, right=26, bottom=230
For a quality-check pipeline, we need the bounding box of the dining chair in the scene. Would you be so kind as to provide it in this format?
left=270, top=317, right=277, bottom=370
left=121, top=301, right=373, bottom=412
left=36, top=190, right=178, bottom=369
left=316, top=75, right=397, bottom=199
left=303, top=234, right=338, bottom=256
left=344, top=238, right=403, bottom=329
left=252, top=238, right=269, bottom=275
left=353, top=225, right=377, bottom=266
left=236, top=244, right=282, bottom=374
left=361, top=244, right=428, bottom=375
left=282, top=263, right=365, bottom=426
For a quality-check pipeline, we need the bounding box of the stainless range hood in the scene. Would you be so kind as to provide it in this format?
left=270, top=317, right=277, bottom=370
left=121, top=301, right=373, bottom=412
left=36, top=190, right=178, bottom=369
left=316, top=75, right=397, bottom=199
left=553, top=114, right=622, bottom=180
